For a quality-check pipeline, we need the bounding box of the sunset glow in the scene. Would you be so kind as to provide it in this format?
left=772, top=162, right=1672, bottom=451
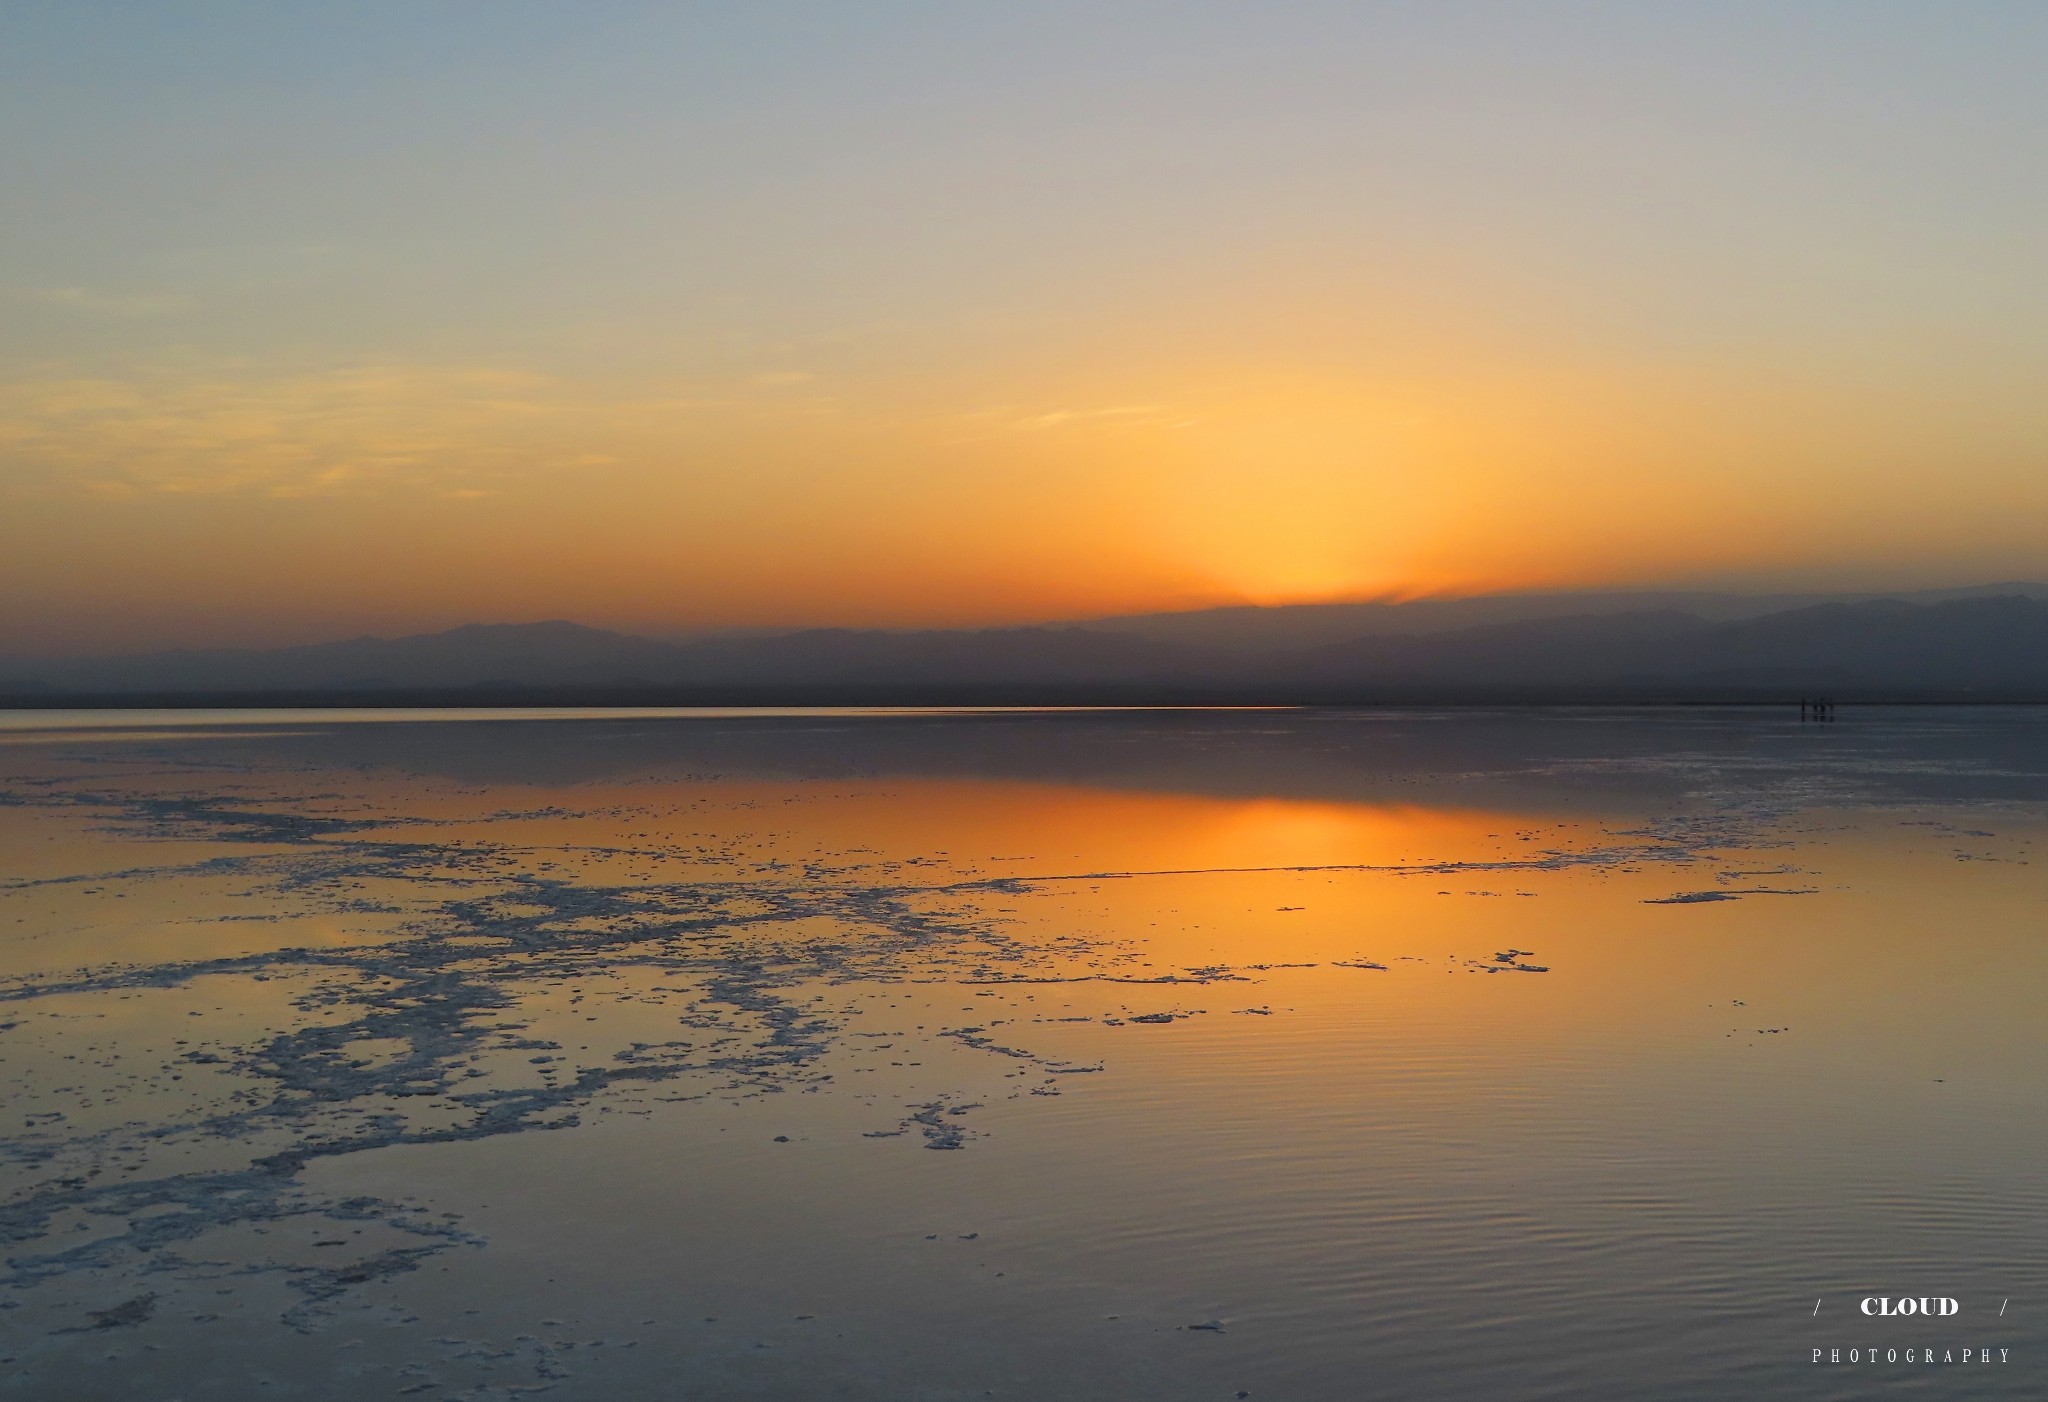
left=5, top=4, right=2047, bottom=652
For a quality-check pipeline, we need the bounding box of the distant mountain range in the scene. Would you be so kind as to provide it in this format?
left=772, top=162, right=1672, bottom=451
left=1070, top=581, right=2048, bottom=650
left=9, top=583, right=2048, bottom=704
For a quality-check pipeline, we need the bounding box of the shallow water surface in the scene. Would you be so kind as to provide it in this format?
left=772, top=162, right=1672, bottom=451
left=1, top=707, right=2043, bottom=1399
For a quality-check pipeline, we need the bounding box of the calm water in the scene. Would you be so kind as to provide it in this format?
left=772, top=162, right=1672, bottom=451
left=1, top=707, right=2043, bottom=1399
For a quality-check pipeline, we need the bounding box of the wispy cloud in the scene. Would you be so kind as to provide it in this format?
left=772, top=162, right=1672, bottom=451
left=13, top=286, right=199, bottom=318
left=1009, top=404, right=1169, bottom=432
left=0, top=362, right=578, bottom=498
left=0, top=359, right=856, bottom=501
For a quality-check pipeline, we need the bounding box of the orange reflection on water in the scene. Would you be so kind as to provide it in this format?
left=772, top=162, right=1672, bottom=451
left=593, top=777, right=1549, bottom=879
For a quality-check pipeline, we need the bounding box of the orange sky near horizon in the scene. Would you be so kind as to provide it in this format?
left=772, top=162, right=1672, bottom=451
left=8, top=333, right=2041, bottom=654
left=5, top=5, right=2047, bottom=654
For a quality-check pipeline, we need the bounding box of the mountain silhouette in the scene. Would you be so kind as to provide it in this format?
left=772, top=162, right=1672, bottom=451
left=6, top=588, right=2048, bottom=703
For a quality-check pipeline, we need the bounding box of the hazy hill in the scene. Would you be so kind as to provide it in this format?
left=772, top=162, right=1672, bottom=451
left=6, top=588, right=2048, bottom=702
left=5, top=620, right=686, bottom=694
left=0, top=621, right=1213, bottom=695
left=1072, top=582, right=2048, bottom=653
left=1281, top=596, right=2048, bottom=694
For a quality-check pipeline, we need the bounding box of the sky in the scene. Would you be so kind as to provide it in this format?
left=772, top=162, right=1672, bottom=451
left=4, top=1, right=2048, bottom=653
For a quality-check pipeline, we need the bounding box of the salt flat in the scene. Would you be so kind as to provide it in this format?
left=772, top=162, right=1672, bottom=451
left=2, top=707, right=2043, bottom=1399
